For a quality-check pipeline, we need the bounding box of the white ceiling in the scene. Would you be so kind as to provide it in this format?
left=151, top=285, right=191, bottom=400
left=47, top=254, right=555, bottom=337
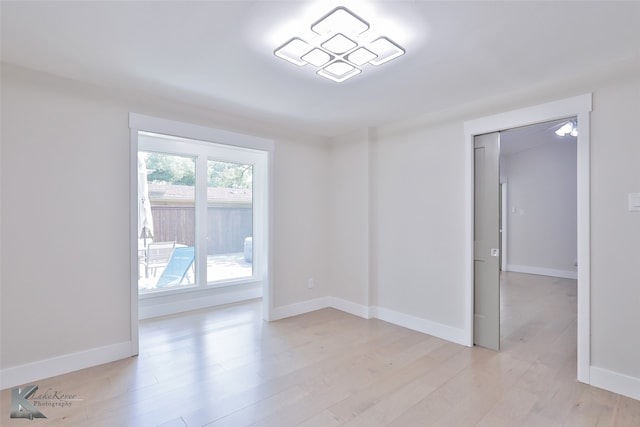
left=500, top=118, right=575, bottom=156
left=2, top=1, right=639, bottom=138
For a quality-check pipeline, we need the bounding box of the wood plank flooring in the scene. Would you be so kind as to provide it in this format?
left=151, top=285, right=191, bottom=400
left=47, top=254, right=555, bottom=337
left=2, top=272, right=639, bottom=426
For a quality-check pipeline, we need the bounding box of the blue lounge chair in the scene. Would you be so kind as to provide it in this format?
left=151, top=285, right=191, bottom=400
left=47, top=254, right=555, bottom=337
left=156, top=246, right=195, bottom=288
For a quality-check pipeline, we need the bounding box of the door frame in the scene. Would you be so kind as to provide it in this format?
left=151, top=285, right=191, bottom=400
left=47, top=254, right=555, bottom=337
left=463, top=94, right=592, bottom=383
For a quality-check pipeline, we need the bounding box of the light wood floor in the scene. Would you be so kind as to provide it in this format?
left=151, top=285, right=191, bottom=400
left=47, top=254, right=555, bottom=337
left=2, top=272, right=639, bottom=426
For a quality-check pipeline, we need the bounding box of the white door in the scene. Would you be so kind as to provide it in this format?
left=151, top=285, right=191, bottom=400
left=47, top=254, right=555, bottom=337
left=474, top=132, right=501, bottom=351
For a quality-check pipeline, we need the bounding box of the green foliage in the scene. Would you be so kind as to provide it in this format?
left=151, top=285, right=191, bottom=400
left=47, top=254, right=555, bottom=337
left=143, top=152, right=252, bottom=189
left=145, top=152, right=196, bottom=186
left=208, top=161, right=252, bottom=189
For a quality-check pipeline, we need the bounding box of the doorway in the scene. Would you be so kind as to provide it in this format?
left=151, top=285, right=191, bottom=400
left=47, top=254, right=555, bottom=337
left=500, top=119, right=579, bottom=281
left=463, top=94, right=592, bottom=383
left=498, top=119, right=578, bottom=352
left=473, top=120, right=579, bottom=349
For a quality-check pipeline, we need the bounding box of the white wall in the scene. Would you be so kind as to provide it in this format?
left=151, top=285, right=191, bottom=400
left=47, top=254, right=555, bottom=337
left=272, top=138, right=330, bottom=307
left=0, top=64, right=330, bottom=384
left=327, top=131, right=370, bottom=309
left=590, top=75, right=640, bottom=382
left=501, top=139, right=577, bottom=278
left=372, top=121, right=467, bottom=331
left=1, top=66, right=132, bottom=370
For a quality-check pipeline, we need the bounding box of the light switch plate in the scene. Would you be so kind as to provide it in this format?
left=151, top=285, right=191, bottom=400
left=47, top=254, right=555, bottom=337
left=628, top=193, right=640, bottom=211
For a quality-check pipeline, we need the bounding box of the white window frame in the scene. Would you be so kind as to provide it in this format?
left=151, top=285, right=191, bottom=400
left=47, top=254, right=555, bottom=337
left=129, top=113, right=274, bottom=354
left=138, top=132, right=266, bottom=292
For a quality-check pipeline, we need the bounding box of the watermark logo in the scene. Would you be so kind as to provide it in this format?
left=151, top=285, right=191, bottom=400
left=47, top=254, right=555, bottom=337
left=10, top=385, right=47, bottom=419
left=10, top=385, right=82, bottom=420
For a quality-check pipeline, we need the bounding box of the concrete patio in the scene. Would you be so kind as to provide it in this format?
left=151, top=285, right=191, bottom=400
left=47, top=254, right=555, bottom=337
left=139, top=252, right=252, bottom=291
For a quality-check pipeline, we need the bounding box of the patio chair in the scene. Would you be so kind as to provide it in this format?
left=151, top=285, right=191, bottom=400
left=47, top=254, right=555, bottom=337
left=156, top=246, right=195, bottom=288
left=144, top=241, right=176, bottom=278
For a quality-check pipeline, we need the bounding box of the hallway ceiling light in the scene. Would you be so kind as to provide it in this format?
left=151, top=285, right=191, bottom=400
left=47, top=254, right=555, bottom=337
left=555, top=120, right=578, bottom=137
left=273, top=6, right=405, bottom=83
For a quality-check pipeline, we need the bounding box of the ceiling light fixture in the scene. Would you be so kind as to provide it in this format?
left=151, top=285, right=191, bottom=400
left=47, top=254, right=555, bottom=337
left=274, top=38, right=312, bottom=66
left=322, top=33, right=358, bottom=55
left=273, top=6, right=405, bottom=82
left=311, top=7, right=369, bottom=36
left=345, top=47, right=377, bottom=66
left=301, top=48, right=334, bottom=67
left=555, top=120, right=578, bottom=137
left=318, top=60, right=361, bottom=82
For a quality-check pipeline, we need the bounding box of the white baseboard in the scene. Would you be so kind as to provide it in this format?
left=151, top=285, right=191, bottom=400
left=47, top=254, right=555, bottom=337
left=590, top=366, right=640, bottom=401
left=506, top=264, right=578, bottom=280
left=271, top=297, right=372, bottom=321
left=271, top=297, right=331, bottom=320
left=328, top=297, right=373, bottom=319
left=139, top=285, right=262, bottom=319
left=0, top=341, right=133, bottom=390
left=373, top=306, right=468, bottom=346
left=272, top=298, right=466, bottom=346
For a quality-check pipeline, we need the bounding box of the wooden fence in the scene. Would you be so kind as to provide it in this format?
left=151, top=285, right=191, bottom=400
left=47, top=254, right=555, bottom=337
left=150, top=206, right=252, bottom=255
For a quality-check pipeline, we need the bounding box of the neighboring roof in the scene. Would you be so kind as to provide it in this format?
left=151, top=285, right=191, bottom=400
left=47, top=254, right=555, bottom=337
left=148, top=183, right=252, bottom=204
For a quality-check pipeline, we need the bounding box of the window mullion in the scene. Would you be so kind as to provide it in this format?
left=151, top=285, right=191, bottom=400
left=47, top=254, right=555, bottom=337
left=195, top=153, right=209, bottom=287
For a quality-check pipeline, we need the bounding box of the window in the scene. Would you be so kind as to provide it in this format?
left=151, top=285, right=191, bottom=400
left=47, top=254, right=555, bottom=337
left=138, top=150, right=196, bottom=291
left=137, top=131, right=268, bottom=294
left=205, top=159, right=254, bottom=283
left=130, top=115, right=272, bottom=306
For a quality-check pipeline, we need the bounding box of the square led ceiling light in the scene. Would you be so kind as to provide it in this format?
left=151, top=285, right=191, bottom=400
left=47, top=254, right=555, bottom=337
left=345, top=47, right=377, bottom=66
left=274, top=38, right=312, bottom=66
left=367, top=37, right=405, bottom=65
left=318, top=60, right=361, bottom=82
left=273, top=7, right=405, bottom=82
left=321, top=33, right=358, bottom=55
left=301, top=48, right=333, bottom=67
left=311, top=6, right=369, bottom=36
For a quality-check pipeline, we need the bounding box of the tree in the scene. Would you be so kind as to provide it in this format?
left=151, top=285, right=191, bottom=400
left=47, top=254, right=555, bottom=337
left=144, top=152, right=196, bottom=186
left=208, top=161, right=252, bottom=189
left=143, top=152, right=252, bottom=189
